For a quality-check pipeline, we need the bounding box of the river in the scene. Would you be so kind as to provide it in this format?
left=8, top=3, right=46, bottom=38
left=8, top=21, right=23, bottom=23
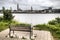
left=0, top=13, right=60, bottom=25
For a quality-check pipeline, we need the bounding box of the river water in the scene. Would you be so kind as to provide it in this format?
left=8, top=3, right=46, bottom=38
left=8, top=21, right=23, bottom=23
left=0, top=13, right=60, bottom=25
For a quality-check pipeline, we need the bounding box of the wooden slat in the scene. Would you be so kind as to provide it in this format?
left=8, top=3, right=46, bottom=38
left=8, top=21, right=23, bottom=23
left=10, top=26, right=31, bottom=32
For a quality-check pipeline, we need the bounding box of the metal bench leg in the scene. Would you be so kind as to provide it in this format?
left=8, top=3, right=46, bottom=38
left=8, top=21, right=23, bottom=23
left=9, top=29, right=11, bottom=37
left=30, top=31, right=32, bottom=40
left=13, top=30, right=14, bottom=34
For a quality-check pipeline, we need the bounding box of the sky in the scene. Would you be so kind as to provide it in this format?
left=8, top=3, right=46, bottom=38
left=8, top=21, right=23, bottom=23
left=0, top=0, right=60, bottom=10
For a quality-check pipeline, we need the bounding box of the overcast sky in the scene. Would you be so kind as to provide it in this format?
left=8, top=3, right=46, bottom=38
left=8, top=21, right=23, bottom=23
left=0, top=0, right=60, bottom=10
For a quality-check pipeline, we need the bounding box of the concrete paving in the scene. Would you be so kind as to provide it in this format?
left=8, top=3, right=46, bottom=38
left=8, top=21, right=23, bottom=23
left=33, top=30, right=54, bottom=40
left=0, top=29, right=54, bottom=40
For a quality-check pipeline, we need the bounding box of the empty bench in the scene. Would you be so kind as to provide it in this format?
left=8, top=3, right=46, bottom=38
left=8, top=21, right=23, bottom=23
left=9, top=25, right=32, bottom=39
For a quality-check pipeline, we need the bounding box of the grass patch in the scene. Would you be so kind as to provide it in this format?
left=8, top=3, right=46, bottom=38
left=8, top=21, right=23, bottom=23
left=0, top=20, right=20, bottom=32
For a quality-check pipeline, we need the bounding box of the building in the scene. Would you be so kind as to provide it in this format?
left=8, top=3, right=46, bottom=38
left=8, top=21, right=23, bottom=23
left=17, top=4, right=22, bottom=11
left=42, top=7, right=53, bottom=13
left=52, top=9, right=60, bottom=13
left=13, top=4, right=22, bottom=13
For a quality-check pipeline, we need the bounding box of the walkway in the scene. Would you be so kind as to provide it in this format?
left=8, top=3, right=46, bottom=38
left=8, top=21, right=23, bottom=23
left=0, top=29, right=54, bottom=40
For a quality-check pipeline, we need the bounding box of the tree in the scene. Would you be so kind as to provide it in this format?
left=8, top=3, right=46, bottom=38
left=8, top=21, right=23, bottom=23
left=2, top=7, right=14, bottom=21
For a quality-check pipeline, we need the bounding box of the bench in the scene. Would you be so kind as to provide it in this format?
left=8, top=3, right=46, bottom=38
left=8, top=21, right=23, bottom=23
left=9, top=25, right=33, bottom=39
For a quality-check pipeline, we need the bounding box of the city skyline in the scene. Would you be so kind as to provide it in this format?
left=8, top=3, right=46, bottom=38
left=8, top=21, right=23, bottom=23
left=0, top=0, right=60, bottom=10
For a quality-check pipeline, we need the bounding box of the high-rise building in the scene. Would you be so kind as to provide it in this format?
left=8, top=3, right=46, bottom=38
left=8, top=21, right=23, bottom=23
left=17, top=4, right=22, bottom=11
left=31, top=6, right=33, bottom=12
left=17, top=3, right=19, bottom=10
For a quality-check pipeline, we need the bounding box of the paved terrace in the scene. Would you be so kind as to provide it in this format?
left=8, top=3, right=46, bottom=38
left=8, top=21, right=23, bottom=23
left=0, top=29, right=54, bottom=40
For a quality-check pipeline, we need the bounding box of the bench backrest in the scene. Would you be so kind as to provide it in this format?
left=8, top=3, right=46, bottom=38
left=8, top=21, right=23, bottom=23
left=9, top=25, right=31, bottom=32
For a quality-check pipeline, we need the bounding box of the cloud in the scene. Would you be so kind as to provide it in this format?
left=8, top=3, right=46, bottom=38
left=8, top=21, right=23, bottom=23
left=0, top=0, right=60, bottom=10
left=50, top=0, right=60, bottom=8
left=13, top=0, right=53, bottom=9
